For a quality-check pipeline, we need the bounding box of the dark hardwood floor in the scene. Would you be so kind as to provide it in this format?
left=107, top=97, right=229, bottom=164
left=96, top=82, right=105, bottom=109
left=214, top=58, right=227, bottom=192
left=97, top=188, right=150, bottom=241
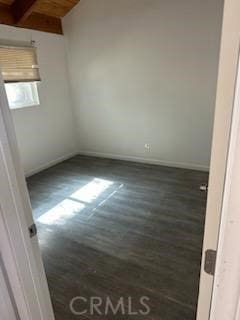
left=27, top=155, right=208, bottom=320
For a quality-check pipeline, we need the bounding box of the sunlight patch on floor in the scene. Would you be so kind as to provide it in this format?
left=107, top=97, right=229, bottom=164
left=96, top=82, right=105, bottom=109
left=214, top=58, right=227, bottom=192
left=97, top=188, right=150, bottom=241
left=37, top=178, right=113, bottom=225
left=71, top=178, right=113, bottom=203
left=37, top=199, right=85, bottom=225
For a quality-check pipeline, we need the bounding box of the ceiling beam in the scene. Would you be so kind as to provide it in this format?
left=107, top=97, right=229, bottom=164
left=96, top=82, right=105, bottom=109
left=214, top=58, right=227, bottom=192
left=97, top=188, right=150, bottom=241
left=20, top=12, right=63, bottom=34
left=0, top=3, right=63, bottom=34
left=11, top=0, right=40, bottom=24
left=0, top=3, right=14, bottom=25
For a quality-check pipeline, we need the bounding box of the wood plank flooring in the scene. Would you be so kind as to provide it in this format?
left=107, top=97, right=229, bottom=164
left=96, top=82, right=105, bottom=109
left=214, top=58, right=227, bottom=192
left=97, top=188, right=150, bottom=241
left=27, top=155, right=208, bottom=320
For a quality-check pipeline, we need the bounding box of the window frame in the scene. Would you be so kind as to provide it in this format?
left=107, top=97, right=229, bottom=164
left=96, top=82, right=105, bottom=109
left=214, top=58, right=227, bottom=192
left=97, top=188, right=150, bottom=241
left=5, top=81, right=40, bottom=110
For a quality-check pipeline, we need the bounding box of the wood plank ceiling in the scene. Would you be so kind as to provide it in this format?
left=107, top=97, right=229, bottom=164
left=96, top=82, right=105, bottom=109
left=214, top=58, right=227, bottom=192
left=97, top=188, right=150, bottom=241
left=0, top=0, right=80, bottom=34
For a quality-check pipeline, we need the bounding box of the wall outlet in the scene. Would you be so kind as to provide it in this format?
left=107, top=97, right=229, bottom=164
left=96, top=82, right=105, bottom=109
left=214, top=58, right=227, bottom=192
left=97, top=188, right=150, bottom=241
left=144, top=143, right=150, bottom=150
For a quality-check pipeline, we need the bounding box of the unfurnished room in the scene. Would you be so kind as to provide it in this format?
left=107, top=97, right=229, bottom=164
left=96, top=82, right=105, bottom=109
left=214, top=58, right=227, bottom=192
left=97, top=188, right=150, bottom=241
left=0, top=0, right=233, bottom=319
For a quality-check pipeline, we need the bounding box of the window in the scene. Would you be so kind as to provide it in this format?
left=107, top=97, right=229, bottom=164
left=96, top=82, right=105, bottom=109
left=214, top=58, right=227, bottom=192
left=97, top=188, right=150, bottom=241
left=5, top=82, right=40, bottom=109
left=0, top=44, right=41, bottom=109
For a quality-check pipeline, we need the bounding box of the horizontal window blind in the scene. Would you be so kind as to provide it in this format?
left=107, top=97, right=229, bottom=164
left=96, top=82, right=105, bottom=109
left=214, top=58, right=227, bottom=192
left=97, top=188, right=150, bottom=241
left=0, top=46, right=40, bottom=83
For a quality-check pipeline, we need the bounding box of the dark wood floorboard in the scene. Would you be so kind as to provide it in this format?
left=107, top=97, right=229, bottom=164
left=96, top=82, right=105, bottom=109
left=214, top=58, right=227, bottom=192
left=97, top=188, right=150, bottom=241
left=27, top=155, right=208, bottom=320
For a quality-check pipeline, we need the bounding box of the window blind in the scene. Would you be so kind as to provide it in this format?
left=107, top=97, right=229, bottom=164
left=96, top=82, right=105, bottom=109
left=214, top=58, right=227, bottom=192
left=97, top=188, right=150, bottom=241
left=0, top=46, right=40, bottom=83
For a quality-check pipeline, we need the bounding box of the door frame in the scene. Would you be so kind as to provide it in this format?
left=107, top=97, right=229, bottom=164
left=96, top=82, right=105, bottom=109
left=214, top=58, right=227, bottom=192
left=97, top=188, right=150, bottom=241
left=0, top=71, right=55, bottom=320
left=210, top=44, right=240, bottom=320
left=196, top=0, right=240, bottom=317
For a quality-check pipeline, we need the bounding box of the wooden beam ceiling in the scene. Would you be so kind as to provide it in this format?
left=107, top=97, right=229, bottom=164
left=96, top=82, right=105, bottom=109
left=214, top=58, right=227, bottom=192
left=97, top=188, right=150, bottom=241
left=34, top=0, right=80, bottom=18
left=0, top=0, right=79, bottom=34
left=12, top=0, right=40, bottom=24
left=20, top=12, right=62, bottom=34
left=0, top=3, right=13, bottom=25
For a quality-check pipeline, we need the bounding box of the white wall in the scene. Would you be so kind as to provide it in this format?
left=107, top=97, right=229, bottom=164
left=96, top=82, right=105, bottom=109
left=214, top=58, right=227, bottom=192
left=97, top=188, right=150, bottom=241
left=63, top=0, right=223, bottom=171
left=0, top=25, right=76, bottom=175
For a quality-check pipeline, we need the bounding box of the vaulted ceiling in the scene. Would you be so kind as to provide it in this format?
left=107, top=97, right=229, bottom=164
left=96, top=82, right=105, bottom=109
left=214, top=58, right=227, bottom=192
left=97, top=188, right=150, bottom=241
left=0, top=0, right=80, bottom=34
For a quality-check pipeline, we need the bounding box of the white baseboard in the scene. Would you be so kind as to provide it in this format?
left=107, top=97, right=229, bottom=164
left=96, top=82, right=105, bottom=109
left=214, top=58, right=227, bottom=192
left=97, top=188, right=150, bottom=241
left=24, top=150, right=209, bottom=177
left=25, top=152, right=78, bottom=177
left=78, top=150, right=209, bottom=172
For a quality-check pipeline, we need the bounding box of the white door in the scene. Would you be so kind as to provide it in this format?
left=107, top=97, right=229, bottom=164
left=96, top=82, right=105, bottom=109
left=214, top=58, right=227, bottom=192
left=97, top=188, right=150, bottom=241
left=0, top=72, right=55, bottom=320
left=210, top=44, right=240, bottom=320
left=197, top=0, right=240, bottom=318
left=0, top=257, right=17, bottom=320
